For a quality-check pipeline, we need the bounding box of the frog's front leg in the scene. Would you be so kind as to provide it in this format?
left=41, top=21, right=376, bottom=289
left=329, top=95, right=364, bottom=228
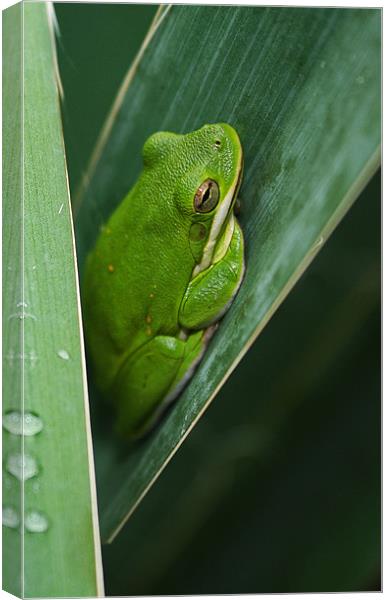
left=179, top=217, right=245, bottom=330
left=113, top=330, right=207, bottom=438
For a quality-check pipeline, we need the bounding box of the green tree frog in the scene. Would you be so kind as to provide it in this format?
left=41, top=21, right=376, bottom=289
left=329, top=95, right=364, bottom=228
left=83, top=123, right=245, bottom=438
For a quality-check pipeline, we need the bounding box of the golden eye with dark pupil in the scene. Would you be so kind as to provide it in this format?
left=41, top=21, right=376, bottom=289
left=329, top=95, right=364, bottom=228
left=194, top=179, right=220, bottom=213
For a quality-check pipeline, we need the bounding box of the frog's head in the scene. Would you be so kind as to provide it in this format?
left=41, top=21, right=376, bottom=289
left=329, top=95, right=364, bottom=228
left=143, top=123, right=243, bottom=270
left=184, top=123, right=243, bottom=271
left=186, top=122, right=243, bottom=214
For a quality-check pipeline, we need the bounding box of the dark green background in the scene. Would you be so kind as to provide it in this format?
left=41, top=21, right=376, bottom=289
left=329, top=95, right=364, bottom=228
left=55, top=3, right=380, bottom=594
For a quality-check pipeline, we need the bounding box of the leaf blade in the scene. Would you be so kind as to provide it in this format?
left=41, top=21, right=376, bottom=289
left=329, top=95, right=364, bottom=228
left=3, top=3, right=104, bottom=596
left=74, top=6, right=380, bottom=541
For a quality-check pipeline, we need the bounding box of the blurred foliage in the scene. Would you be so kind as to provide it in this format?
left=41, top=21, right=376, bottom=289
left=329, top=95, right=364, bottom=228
left=102, top=170, right=381, bottom=595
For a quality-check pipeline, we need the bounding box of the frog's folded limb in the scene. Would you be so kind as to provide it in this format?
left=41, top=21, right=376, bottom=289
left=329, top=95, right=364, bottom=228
left=179, top=219, right=245, bottom=330
left=113, top=331, right=206, bottom=438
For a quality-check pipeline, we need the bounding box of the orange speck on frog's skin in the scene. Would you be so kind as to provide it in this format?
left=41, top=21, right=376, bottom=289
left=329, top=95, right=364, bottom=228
left=108, top=264, right=115, bottom=273
left=146, top=326, right=152, bottom=336
left=149, top=292, right=155, bottom=299
left=146, top=315, right=152, bottom=324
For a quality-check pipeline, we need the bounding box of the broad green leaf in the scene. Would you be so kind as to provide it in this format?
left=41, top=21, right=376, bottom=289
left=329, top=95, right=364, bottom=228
left=3, top=3, right=103, bottom=596
left=73, top=6, right=380, bottom=542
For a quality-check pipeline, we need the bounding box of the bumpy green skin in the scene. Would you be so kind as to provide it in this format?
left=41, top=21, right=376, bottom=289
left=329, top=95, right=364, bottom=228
left=83, top=123, right=245, bottom=438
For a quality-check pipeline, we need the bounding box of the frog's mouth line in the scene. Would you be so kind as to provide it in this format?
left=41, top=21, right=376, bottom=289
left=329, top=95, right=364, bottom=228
left=231, top=156, right=244, bottom=215
left=192, top=156, right=243, bottom=278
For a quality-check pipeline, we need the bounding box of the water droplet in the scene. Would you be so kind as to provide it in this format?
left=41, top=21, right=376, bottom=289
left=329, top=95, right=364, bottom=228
left=3, top=411, right=43, bottom=436
left=8, top=312, right=37, bottom=321
left=25, top=510, right=49, bottom=533
left=6, top=453, right=39, bottom=481
left=2, top=505, right=19, bottom=529
left=5, top=351, right=38, bottom=367
left=23, top=412, right=43, bottom=435
left=57, top=349, right=70, bottom=360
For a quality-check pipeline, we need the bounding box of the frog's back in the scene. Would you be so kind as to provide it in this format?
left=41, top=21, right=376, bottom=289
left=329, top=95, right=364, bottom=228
left=83, top=181, right=195, bottom=392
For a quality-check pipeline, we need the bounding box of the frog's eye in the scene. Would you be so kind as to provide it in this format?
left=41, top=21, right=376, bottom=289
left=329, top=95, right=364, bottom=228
left=194, top=179, right=220, bottom=213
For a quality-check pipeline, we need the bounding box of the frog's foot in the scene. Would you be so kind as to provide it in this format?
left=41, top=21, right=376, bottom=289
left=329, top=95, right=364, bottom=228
left=113, top=328, right=215, bottom=439
left=164, top=324, right=218, bottom=406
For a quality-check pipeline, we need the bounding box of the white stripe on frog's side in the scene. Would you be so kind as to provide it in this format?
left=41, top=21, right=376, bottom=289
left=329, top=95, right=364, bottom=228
left=212, top=213, right=235, bottom=265
left=192, top=168, right=241, bottom=278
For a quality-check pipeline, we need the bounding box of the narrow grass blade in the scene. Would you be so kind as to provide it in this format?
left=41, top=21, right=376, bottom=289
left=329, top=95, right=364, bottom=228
left=3, top=4, right=23, bottom=594
left=3, top=3, right=103, bottom=596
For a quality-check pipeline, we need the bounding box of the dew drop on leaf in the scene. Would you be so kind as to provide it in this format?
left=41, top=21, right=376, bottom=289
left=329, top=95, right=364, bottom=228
left=3, top=410, right=43, bottom=436
left=2, top=505, right=19, bottom=529
left=6, top=453, right=39, bottom=481
left=25, top=510, right=49, bottom=533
